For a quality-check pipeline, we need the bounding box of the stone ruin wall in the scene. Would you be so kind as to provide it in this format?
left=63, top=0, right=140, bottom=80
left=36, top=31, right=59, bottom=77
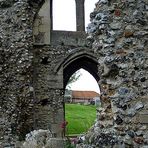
left=0, top=0, right=43, bottom=146
left=83, top=0, right=148, bottom=147
left=0, top=0, right=148, bottom=147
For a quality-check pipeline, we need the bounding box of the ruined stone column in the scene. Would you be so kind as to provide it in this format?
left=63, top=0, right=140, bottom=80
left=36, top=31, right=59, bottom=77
left=75, top=0, right=85, bottom=31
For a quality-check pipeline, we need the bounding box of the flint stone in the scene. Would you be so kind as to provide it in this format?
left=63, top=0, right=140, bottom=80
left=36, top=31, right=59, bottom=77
left=108, top=30, right=116, bottom=37
left=110, top=22, right=121, bottom=30
left=125, top=25, right=133, bottom=30
left=128, top=0, right=135, bottom=2
left=118, top=87, right=129, bottom=96
left=139, top=112, right=148, bottom=124
left=124, top=31, right=133, bottom=37
left=97, top=0, right=108, bottom=5
left=29, top=86, right=34, bottom=92
left=124, top=135, right=133, bottom=145
left=134, top=31, right=148, bottom=36
left=22, top=130, right=53, bottom=148
left=104, top=37, right=115, bottom=44
left=135, top=101, right=144, bottom=110
left=134, top=137, right=144, bottom=144
left=127, top=130, right=135, bottom=138
left=99, top=24, right=107, bottom=30
left=95, top=13, right=108, bottom=22
left=87, top=23, right=97, bottom=33
left=86, top=35, right=94, bottom=42
left=143, top=131, right=148, bottom=139
left=136, top=130, right=143, bottom=136
left=114, top=115, right=123, bottom=125
left=0, top=0, right=13, bottom=8
left=139, top=125, right=147, bottom=130
left=144, top=103, right=148, bottom=110
left=136, top=19, right=147, bottom=26
left=92, top=41, right=103, bottom=51
left=127, top=108, right=136, bottom=117
left=124, top=38, right=132, bottom=44
left=90, top=11, right=98, bottom=19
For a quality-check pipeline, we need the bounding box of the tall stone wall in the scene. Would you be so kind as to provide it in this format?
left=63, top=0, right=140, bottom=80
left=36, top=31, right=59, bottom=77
left=0, top=0, right=43, bottom=147
left=77, top=0, right=148, bottom=147
left=32, top=45, right=65, bottom=137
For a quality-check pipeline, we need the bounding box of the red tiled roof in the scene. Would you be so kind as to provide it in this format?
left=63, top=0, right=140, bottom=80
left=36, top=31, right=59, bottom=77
left=72, top=90, right=100, bottom=99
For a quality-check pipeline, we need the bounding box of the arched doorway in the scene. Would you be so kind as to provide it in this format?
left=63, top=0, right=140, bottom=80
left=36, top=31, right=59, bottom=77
left=64, top=68, right=100, bottom=136
left=63, top=54, right=100, bottom=89
left=62, top=52, right=100, bottom=136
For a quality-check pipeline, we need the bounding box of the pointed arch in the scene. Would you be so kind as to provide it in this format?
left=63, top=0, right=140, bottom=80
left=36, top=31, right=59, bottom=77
left=54, top=49, right=100, bottom=88
left=64, top=55, right=99, bottom=88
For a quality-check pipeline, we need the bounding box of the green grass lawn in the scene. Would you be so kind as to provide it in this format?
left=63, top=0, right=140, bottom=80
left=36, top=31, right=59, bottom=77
left=65, top=103, right=96, bottom=135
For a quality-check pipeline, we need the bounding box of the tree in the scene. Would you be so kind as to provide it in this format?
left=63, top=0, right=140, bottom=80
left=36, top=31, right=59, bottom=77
left=66, top=70, right=82, bottom=90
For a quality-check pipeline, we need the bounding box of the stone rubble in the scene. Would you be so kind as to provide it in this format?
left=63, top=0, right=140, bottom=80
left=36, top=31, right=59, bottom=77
left=22, top=129, right=53, bottom=148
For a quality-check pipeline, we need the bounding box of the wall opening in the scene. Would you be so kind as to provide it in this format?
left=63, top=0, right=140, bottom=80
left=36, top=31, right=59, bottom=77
left=52, top=0, right=97, bottom=31
left=63, top=54, right=100, bottom=136
left=52, top=0, right=76, bottom=31
left=66, top=68, right=100, bottom=93
left=64, top=68, right=100, bottom=136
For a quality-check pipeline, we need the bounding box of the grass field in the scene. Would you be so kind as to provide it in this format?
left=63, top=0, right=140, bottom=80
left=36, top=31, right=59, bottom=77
left=65, top=103, right=96, bottom=135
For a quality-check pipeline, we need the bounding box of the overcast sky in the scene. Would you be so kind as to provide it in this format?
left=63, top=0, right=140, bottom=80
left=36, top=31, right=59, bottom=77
left=69, top=69, right=100, bottom=93
left=53, top=0, right=98, bottom=31
left=53, top=0, right=100, bottom=93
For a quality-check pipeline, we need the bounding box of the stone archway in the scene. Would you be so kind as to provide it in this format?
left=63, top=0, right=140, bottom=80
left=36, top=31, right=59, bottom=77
left=62, top=51, right=100, bottom=135
left=0, top=0, right=148, bottom=147
left=63, top=51, right=99, bottom=88
left=50, top=48, right=99, bottom=136
left=31, top=45, right=113, bottom=139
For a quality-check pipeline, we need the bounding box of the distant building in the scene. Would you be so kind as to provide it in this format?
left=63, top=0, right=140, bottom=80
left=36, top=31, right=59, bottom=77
left=72, top=90, right=100, bottom=104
